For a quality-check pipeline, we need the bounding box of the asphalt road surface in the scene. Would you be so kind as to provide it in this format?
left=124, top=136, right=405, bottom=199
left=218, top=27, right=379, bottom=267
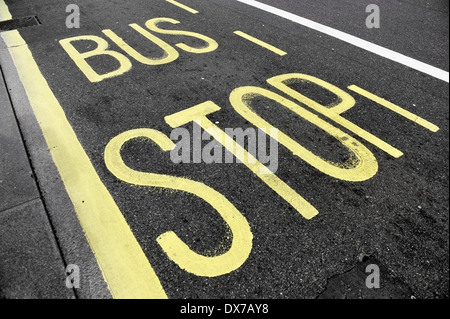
left=0, top=0, right=448, bottom=301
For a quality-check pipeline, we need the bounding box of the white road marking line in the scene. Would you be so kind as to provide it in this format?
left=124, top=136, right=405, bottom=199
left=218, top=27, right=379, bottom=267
left=236, top=0, right=449, bottom=83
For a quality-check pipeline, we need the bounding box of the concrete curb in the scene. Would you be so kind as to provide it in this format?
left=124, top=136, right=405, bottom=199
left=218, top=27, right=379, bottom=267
left=0, top=32, right=110, bottom=299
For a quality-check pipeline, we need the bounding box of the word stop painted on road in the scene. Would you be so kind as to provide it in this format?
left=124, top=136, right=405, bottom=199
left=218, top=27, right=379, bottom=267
left=103, top=70, right=439, bottom=278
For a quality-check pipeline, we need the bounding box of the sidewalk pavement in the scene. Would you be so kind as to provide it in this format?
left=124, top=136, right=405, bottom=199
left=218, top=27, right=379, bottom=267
left=0, top=63, right=75, bottom=299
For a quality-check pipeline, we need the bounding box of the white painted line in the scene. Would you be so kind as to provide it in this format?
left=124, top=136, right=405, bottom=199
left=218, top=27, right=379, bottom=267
left=236, top=0, right=449, bottom=83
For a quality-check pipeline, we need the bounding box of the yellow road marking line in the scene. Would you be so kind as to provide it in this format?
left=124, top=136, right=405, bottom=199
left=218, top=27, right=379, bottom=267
left=234, top=30, right=287, bottom=56
left=166, top=0, right=199, bottom=14
left=348, top=85, right=440, bottom=133
left=0, top=0, right=12, bottom=21
left=1, top=27, right=167, bottom=298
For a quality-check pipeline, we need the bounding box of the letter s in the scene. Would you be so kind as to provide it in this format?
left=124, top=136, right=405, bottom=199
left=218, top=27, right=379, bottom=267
left=104, top=128, right=253, bottom=277
left=145, top=17, right=218, bottom=54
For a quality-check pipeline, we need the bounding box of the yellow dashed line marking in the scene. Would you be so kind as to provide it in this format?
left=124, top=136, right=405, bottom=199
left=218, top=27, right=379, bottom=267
left=166, top=0, right=199, bottom=14
left=234, top=30, right=287, bottom=56
left=0, top=0, right=12, bottom=21
left=348, top=85, right=440, bottom=133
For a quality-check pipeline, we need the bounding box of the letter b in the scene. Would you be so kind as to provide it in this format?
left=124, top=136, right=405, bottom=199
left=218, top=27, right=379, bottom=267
left=60, top=35, right=132, bottom=82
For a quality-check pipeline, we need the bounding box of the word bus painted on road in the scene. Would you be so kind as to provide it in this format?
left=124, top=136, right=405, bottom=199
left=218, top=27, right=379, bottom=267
left=60, top=17, right=218, bottom=82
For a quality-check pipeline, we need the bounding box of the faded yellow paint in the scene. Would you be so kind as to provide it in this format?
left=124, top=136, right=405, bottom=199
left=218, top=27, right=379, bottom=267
left=166, top=0, right=199, bottom=14
left=1, top=30, right=166, bottom=298
left=0, top=0, right=12, bottom=21
left=165, top=101, right=319, bottom=220
left=59, top=35, right=132, bottom=83
left=229, top=86, right=379, bottom=182
left=267, top=73, right=403, bottom=158
left=104, top=128, right=253, bottom=277
left=234, top=31, right=287, bottom=56
left=145, top=17, right=218, bottom=54
left=348, top=85, right=440, bottom=133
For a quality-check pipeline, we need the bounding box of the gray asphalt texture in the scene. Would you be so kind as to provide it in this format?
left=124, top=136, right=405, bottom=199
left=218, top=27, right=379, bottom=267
left=0, top=0, right=448, bottom=299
